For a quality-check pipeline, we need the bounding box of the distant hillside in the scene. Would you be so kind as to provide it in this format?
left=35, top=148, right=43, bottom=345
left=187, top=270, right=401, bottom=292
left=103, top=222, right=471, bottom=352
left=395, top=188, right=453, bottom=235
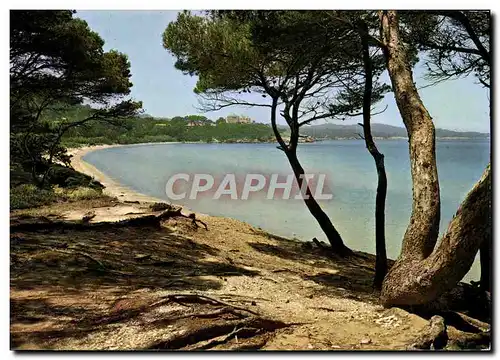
left=299, top=123, right=490, bottom=139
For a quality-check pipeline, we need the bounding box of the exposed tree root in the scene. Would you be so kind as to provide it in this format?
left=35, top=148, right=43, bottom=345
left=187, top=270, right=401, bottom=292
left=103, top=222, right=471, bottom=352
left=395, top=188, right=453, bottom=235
left=148, top=316, right=288, bottom=350
left=94, top=293, right=263, bottom=328
left=188, top=326, right=259, bottom=350
left=18, top=243, right=135, bottom=277
left=454, top=312, right=490, bottom=333
left=97, top=293, right=289, bottom=350
left=150, top=293, right=260, bottom=316
left=186, top=213, right=209, bottom=230
left=10, top=207, right=207, bottom=232
left=401, top=282, right=491, bottom=324
left=147, top=307, right=249, bottom=327
left=445, top=329, right=491, bottom=350
left=407, top=314, right=491, bottom=350
left=407, top=315, right=448, bottom=350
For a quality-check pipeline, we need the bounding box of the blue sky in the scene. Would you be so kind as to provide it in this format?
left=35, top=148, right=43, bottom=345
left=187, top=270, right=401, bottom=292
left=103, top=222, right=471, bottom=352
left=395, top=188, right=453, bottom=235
left=76, top=10, right=490, bottom=133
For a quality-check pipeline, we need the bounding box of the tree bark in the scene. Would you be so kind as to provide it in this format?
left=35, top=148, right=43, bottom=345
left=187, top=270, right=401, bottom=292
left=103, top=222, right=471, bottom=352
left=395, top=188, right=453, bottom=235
left=379, top=10, right=492, bottom=306
left=269, top=97, right=352, bottom=256
left=381, top=164, right=491, bottom=305
left=359, top=20, right=388, bottom=289
left=380, top=10, right=441, bottom=262
left=286, top=149, right=352, bottom=256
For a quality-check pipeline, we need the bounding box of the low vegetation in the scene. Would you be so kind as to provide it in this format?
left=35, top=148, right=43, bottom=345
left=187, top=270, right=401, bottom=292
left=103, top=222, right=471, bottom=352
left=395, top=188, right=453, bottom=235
left=11, top=183, right=108, bottom=210
left=11, top=163, right=109, bottom=210
left=10, top=184, right=57, bottom=210
left=56, top=108, right=277, bottom=146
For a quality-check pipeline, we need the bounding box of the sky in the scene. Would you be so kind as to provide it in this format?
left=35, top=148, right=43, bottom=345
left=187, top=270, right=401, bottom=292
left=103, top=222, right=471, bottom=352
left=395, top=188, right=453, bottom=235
left=76, top=10, right=490, bottom=133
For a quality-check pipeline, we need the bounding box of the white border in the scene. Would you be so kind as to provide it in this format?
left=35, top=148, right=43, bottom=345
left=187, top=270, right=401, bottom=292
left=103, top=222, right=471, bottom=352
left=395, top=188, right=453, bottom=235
left=3, top=3, right=497, bottom=360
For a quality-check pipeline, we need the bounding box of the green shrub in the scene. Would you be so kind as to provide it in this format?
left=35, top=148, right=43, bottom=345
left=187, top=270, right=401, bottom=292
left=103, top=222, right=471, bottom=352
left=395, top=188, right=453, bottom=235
left=62, top=186, right=103, bottom=201
left=10, top=184, right=56, bottom=210
left=47, top=164, right=104, bottom=190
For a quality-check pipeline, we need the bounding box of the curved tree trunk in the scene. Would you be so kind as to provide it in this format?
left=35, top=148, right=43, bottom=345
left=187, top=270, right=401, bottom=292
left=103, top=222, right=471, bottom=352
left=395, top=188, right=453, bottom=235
left=381, top=164, right=491, bottom=305
left=380, top=10, right=441, bottom=262
left=359, top=20, right=388, bottom=289
left=269, top=97, right=352, bottom=256
left=379, top=10, right=491, bottom=306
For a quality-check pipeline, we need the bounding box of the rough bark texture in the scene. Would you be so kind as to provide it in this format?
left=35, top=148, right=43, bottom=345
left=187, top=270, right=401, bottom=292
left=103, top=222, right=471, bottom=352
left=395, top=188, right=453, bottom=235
left=380, top=10, right=441, bottom=261
left=379, top=11, right=492, bottom=306
left=381, top=158, right=491, bottom=305
left=269, top=98, right=352, bottom=256
left=359, top=21, right=388, bottom=288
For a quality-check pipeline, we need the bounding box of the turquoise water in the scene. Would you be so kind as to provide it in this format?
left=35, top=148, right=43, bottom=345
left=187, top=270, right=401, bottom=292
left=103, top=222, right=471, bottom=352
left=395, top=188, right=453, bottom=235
left=84, top=139, right=490, bottom=282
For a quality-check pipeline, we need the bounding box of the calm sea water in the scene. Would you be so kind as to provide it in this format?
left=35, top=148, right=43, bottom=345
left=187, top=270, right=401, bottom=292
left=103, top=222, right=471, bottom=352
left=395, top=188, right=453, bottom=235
left=84, top=139, right=490, bottom=282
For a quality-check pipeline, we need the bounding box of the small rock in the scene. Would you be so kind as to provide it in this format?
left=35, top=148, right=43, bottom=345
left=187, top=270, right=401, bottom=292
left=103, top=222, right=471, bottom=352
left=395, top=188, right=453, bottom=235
left=251, top=301, right=257, bottom=306
left=307, top=344, right=313, bottom=349
left=331, top=345, right=341, bottom=349
left=360, top=338, right=372, bottom=345
left=285, top=299, right=290, bottom=303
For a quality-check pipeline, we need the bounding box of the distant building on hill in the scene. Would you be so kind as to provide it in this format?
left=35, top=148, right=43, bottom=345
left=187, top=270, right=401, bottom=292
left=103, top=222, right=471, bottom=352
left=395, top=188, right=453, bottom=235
left=226, top=114, right=253, bottom=124
left=186, top=120, right=204, bottom=127
left=186, top=119, right=215, bottom=127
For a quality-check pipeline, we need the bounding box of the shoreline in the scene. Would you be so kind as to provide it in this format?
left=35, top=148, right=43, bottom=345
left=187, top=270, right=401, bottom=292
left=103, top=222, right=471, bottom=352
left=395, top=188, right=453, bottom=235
left=69, top=143, right=174, bottom=204
left=68, top=142, right=213, bottom=217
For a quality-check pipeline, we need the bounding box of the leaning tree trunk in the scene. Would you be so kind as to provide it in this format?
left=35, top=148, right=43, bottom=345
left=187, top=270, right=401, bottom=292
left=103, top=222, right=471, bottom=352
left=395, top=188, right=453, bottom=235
left=359, top=20, right=388, bottom=289
left=379, top=10, right=492, bottom=306
left=286, top=149, right=352, bottom=256
left=269, top=98, right=352, bottom=256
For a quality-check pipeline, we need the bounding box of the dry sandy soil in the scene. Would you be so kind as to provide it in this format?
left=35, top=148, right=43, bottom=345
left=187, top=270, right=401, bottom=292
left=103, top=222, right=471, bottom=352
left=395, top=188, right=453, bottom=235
left=9, top=145, right=491, bottom=351
left=11, top=198, right=430, bottom=350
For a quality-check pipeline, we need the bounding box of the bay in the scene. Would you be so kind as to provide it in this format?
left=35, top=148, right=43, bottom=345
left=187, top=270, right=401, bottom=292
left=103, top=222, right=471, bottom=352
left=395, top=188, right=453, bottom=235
left=84, top=139, right=490, bottom=282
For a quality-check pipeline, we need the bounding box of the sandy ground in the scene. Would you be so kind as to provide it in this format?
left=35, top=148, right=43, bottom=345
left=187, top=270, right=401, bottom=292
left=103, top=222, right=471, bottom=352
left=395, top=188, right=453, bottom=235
left=9, top=145, right=489, bottom=350
left=11, top=198, right=436, bottom=350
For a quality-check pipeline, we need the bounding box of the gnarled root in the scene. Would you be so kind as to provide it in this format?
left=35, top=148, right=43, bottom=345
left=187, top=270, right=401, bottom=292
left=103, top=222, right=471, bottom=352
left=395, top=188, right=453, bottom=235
left=407, top=315, right=448, bottom=350
left=406, top=314, right=491, bottom=350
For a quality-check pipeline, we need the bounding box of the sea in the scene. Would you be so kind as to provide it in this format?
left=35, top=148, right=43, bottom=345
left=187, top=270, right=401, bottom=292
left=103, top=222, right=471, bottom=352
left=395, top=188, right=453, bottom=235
left=83, top=139, right=490, bottom=282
